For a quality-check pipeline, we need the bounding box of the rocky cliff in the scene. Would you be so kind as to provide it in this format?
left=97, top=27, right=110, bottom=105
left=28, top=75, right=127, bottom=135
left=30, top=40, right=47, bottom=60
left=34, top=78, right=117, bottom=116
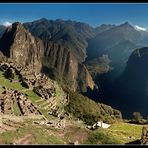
left=0, top=22, right=94, bottom=92
left=23, top=18, right=95, bottom=63
left=141, top=126, right=148, bottom=145
left=42, top=41, right=94, bottom=92
left=110, top=47, right=148, bottom=118
left=0, top=22, right=44, bottom=72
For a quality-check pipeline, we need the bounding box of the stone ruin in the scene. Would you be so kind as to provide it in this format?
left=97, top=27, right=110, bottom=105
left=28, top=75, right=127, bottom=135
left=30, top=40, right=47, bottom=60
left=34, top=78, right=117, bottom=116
left=141, top=126, right=148, bottom=145
left=0, top=62, right=22, bottom=82
left=33, top=86, right=55, bottom=100
left=0, top=61, right=70, bottom=120
left=34, top=117, right=66, bottom=129
left=0, top=88, right=42, bottom=116
left=0, top=61, right=55, bottom=89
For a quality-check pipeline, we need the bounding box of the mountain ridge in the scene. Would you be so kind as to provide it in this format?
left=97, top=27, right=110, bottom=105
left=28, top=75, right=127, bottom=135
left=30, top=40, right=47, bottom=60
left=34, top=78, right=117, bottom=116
left=0, top=22, right=95, bottom=92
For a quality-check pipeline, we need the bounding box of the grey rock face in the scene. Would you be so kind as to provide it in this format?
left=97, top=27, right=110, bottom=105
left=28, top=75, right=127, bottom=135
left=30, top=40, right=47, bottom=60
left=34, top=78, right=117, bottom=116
left=0, top=22, right=44, bottom=73
left=141, top=126, right=148, bottom=145
left=0, top=22, right=94, bottom=92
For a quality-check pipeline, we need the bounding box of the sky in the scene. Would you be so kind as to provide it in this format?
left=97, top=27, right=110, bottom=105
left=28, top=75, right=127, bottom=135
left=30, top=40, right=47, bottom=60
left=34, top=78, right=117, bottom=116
left=0, top=3, right=148, bottom=28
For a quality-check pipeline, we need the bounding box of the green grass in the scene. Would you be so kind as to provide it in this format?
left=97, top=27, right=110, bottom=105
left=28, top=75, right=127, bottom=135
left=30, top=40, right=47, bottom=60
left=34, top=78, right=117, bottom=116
left=23, top=90, right=57, bottom=120
left=64, top=90, right=115, bottom=125
left=105, top=122, right=143, bottom=144
left=0, top=71, right=24, bottom=90
left=13, top=100, right=22, bottom=116
left=89, top=122, right=143, bottom=144
left=0, top=124, right=28, bottom=144
left=55, top=82, right=63, bottom=105
left=35, top=99, right=46, bottom=105
left=23, top=90, right=41, bottom=103
left=0, top=119, right=64, bottom=144
left=40, top=102, right=49, bottom=108
left=0, top=117, right=143, bottom=144
left=32, top=127, right=64, bottom=144
left=64, top=125, right=89, bottom=144
left=0, top=71, right=56, bottom=121
left=86, top=130, right=119, bottom=144
left=39, top=109, right=56, bottom=120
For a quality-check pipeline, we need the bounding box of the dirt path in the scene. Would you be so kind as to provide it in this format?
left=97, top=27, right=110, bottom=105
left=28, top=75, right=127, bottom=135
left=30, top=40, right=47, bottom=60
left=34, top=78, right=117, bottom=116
left=1, top=124, right=16, bottom=131
left=22, top=88, right=33, bottom=92
left=14, top=134, right=33, bottom=144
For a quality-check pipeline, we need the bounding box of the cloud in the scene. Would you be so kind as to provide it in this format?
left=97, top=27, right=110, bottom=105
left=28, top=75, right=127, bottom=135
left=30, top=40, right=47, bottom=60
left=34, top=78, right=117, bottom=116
left=134, top=25, right=146, bottom=31
left=3, top=21, right=12, bottom=27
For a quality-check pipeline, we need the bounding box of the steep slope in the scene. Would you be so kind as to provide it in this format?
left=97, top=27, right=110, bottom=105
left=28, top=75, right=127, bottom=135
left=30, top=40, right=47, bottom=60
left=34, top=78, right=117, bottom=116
left=95, top=24, right=115, bottom=34
left=85, top=22, right=147, bottom=106
left=86, top=22, right=141, bottom=63
left=23, top=19, right=95, bottom=92
left=23, top=18, right=95, bottom=63
left=85, top=54, right=112, bottom=77
left=0, top=22, right=94, bottom=92
left=0, top=22, right=44, bottom=72
left=109, top=47, right=148, bottom=118
left=0, top=60, right=122, bottom=126
left=42, top=41, right=94, bottom=92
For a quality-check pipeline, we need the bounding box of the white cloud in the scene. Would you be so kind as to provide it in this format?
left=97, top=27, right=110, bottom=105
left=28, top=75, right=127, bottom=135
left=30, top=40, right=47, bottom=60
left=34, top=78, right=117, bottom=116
left=134, top=25, right=147, bottom=31
left=3, top=21, right=12, bottom=27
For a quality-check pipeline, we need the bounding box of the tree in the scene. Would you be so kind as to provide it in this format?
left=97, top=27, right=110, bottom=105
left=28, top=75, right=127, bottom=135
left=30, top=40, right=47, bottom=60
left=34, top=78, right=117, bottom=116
left=132, top=112, right=143, bottom=123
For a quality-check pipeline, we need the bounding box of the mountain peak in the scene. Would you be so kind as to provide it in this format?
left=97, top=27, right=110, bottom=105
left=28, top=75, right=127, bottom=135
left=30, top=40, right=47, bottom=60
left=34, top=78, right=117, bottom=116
left=0, top=21, right=44, bottom=72
left=11, top=22, right=22, bottom=28
left=124, top=21, right=129, bottom=25
left=118, top=21, right=137, bottom=31
left=120, top=21, right=132, bottom=27
left=12, top=22, right=22, bottom=26
left=38, top=18, right=49, bottom=22
left=6, top=22, right=23, bottom=31
left=4, top=22, right=27, bottom=36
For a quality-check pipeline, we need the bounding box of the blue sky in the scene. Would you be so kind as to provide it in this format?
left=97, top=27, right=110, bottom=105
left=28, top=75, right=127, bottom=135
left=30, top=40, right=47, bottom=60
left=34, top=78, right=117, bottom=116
left=0, top=3, right=148, bottom=28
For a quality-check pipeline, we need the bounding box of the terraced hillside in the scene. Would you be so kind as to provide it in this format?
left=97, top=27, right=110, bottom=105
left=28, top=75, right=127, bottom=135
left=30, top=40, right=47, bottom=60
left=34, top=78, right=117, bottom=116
left=0, top=116, right=144, bottom=144
left=0, top=62, right=68, bottom=119
left=0, top=60, right=144, bottom=145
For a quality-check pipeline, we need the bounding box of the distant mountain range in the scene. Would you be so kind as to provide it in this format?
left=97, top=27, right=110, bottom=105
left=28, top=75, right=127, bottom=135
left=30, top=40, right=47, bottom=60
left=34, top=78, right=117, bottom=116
left=1, top=19, right=148, bottom=72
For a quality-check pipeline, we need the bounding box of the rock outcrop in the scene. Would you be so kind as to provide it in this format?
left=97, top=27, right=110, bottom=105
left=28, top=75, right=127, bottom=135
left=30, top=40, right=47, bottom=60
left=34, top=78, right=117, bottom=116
left=141, top=126, right=148, bottom=145
left=43, top=42, right=94, bottom=92
left=23, top=18, right=95, bottom=63
left=0, top=22, right=94, bottom=92
left=0, top=22, right=44, bottom=72
left=113, top=47, right=148, bottom=117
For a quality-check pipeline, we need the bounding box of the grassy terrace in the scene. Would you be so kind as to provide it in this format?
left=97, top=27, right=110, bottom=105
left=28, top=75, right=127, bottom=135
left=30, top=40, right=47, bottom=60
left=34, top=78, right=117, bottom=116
left=106, top=122, right=143, bottom=144
left=0, top=71, right=24, bottom=90
left=0, top=70, right=56, bottom=120
left=23, top=90, right=41, bottom=103
left=0, top=119, right=64, bottom=144
left=13, top=100, right=22, bottom=116
left=86, top=122, right=143, bottom=144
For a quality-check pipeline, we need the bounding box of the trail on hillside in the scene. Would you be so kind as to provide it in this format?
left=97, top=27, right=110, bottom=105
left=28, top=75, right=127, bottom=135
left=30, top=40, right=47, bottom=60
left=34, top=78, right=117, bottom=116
left=14, top=134, right=33, bottom=144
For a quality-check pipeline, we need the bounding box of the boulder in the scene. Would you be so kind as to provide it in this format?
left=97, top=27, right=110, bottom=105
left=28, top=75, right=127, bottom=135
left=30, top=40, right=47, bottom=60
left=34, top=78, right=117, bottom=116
left=0, top=63, right=10, bottom=71
left=4, top=67, right=15, bottom=79
left=21, top=79, right=30, bottom=88
left=141, top=126, right=148, bottom=145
